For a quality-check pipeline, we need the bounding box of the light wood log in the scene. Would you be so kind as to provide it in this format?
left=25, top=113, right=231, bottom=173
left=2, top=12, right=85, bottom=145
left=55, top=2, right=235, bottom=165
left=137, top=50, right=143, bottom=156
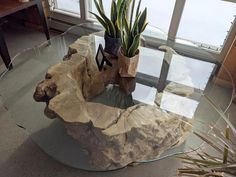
left=34, top=34, right=192, bottom=170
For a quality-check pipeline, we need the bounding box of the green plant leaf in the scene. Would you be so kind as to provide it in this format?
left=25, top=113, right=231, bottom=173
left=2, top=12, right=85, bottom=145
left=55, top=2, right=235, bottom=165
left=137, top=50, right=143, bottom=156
left=98, top=0, right=104, bottom=12
left=122, top=13, right=133, bottom=50
left=93, top=0, right=102, bottom=13
left=111, top=0, right=117, bottom=23
left=136, top=0, right=142, bottom=17
left=93, top=0, right=116, bottom=37
left=89, top=12, right=110, bottom=35
left=138, top=8, right=147, bottom=33
left=131, top=12, right=141, bottom=37
left=128, top=34, right=140, bottom=57
left=117, top=0, right=123, bottom=11
left=118, top=0, right=147, bottom=57
left=142, top=22, right=148, bottom=32
left=130, top=0, right=136, bottom=27
left=123, top=16, right=129, bottom=35
left=117, top=0, right=127, bottom=30
left=121, top=32, right=127, bottom=53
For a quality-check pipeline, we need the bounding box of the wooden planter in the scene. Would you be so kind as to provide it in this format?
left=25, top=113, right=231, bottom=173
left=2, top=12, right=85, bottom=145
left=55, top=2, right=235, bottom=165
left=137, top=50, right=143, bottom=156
left=118, top=48, right=139, bottom=78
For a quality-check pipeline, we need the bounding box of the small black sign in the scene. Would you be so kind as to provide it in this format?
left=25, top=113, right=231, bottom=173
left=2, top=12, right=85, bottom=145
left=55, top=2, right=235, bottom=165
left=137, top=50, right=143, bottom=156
left=96, top=44, right=112, bottom=71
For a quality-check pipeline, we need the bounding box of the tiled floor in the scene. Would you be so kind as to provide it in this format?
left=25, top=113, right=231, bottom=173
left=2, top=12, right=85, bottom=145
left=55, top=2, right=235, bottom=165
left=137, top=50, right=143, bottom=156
left=0, top=22, right=235, bottom=177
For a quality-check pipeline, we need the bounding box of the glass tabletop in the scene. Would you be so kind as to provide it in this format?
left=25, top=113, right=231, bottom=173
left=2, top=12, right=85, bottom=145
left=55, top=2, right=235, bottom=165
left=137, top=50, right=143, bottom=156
left=0, top=23, right=234, bottom=171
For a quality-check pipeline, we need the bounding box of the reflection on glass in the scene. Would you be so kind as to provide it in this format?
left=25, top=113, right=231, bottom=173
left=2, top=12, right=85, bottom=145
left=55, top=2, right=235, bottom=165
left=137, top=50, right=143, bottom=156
left=132, top=83, right=157, bottom=105
left=160, top=91, right=199, bottom=119
left=167, top=54, right=215, bottom=90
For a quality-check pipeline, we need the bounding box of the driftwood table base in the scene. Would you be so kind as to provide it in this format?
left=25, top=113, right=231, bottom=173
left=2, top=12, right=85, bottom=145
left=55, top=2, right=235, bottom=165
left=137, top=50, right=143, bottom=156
left=34, top=34, right=192, bottom=170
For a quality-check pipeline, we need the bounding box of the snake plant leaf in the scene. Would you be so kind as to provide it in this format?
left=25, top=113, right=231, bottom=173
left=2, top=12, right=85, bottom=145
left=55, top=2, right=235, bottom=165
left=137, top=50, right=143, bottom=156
left=93, top=0, right=116, bottom=37
left=121, top=32, right=127, bottom=54
left=123, top=16, right=129, bottom=35
left=117, top=0, right=127, bottom=30
left=138, top=8, right=147, bottom=33
left=131, top=13, right=141, bottom=37
left=130, top=0, right=136, bottom=27
left=115, top=21, right=120, bottom=38
left=117, top=0, right=123, bottom=12
left=89, top=12, right=110, bottom=35
left=122, top=14, right=133, bottom=49
left=119, top=0, right=147, bottom=58
left=98, top=0, right=104, bottom=13
left=111, top=0, right=117, bottom=24
left=93, top=0, right=102, bottom=14
left=136, top=0, right=142, bottom=17
left=141, top=22, right=148, bottom=32
left=128, top=34, right=140, bottom=57
left=108, top=21, right=116, bottom=37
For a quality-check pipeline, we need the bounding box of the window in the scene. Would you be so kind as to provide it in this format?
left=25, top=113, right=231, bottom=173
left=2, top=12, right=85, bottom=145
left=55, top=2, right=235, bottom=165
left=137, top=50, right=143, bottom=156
left=89, top=0, right=111, bottom=19
left=139, top=0, right=176, bottom=34
left=52, top=0, right=80, bottom=15
left=50, top=0, right=236, bottom=61
left=176, top=0, right=236, bottom=51
left=136, top=0, right=176, bottom=40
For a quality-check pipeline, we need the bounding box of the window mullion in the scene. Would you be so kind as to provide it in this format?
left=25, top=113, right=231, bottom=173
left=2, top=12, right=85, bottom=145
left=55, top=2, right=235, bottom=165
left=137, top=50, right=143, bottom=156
left=79, top=0, right=87, bottom=21
left=167, top=0, right=186, bottom=47
left=53, top=0, right=58, bottom=9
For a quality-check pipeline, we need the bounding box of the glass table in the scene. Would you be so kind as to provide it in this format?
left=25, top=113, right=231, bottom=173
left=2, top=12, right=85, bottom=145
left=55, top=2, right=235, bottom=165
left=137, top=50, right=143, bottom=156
left=0, top=23, right=235, bottom=171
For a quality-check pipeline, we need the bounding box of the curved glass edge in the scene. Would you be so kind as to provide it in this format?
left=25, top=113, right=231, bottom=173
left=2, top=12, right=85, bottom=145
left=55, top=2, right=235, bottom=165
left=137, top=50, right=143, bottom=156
left=0, top=23, right=94, bottom=79
left=215, top=64, right=235, bottom=114
left=0, top=22, right=235, bottom=170
left=0, top=22, right=235, bottom=140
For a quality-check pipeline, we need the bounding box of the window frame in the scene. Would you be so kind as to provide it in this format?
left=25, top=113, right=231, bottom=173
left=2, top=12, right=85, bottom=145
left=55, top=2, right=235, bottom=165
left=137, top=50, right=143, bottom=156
left=49, top=0, right=236, bottom=63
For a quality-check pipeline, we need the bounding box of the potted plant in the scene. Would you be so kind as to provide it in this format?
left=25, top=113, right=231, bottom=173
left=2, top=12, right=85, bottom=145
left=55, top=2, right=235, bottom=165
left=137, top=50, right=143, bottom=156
left=90, top=0, right=123, bottom=57
left=118, top=0, right=148, bottom=77
left=178, top=96, right=236, bottom=177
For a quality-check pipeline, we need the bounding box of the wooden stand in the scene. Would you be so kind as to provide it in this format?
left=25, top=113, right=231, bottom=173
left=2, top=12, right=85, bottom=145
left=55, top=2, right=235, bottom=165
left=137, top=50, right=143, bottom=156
left=0, top=0, right=50, bottom=69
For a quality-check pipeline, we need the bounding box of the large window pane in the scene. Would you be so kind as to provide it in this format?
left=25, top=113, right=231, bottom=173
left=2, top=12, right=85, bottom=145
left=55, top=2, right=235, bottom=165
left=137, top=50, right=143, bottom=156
left=177, top=0, right=236, bottom=48
left=139, top=0, right=175, bottom=33
left=56, top=0, right=80, bottom=14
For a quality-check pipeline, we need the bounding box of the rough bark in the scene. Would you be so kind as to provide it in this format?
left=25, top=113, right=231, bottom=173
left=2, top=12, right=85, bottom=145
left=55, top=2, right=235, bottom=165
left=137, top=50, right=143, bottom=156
left=34, top=34, right=192, bottom=170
